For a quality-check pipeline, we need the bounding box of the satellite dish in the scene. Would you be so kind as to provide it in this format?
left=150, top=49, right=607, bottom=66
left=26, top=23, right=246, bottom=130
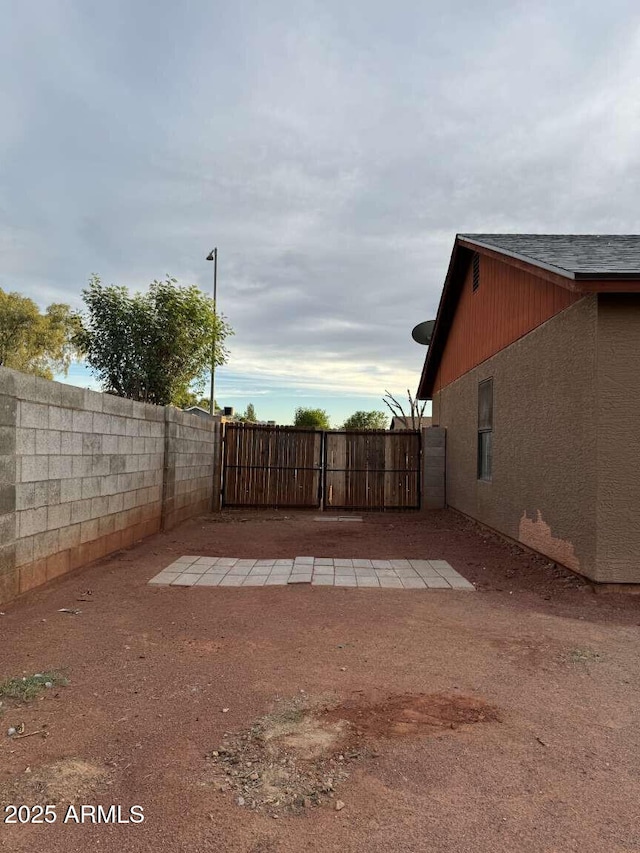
left=411, top=320, right=435, bottom=345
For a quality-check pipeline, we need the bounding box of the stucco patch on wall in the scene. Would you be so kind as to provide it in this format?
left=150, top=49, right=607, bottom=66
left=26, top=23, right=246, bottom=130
left=519, top=510, right=581, bottom=572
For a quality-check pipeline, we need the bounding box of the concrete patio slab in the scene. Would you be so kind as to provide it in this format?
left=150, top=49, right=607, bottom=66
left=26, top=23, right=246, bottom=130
left=149, top=556, right=475, bottom=591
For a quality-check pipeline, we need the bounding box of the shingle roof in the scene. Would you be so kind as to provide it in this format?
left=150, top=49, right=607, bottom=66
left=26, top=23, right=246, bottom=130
left=459, top=234, right=640, bottom=279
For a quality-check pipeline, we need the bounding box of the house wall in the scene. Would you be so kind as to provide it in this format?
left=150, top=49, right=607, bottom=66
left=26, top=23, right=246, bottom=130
left=432, top=254, right=583, bottom=394
left=595, top=294, right=640, bottom=582
left=0, top=368, right=220, bottom=604
left=432, top=296, right=600, bottom=579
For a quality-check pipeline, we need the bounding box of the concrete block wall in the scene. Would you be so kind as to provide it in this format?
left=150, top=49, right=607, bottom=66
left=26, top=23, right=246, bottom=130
left=0, top=367, right=221, bottom=604
left=161, top=408, right=220, bottom=531
left=422, top=427, right=446, bottom=509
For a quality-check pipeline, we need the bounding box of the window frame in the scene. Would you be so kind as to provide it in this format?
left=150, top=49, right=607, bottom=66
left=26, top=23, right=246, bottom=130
left=477, top=378, right=493, bottom=481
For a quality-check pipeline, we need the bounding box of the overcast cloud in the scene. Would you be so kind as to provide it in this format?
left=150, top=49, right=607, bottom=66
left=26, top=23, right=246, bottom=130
left=1, top=1, right=640, bottom=422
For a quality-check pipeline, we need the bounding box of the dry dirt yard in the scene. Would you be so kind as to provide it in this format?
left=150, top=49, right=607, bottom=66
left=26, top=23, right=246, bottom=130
left=0, top=509, right=639, bottom=853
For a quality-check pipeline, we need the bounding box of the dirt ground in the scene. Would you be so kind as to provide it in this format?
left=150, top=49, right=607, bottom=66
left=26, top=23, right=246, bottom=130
left=1, top=508, right=639, bottom=853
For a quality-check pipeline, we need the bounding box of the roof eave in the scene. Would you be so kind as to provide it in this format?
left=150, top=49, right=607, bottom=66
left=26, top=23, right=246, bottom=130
left=457, top=236, right=577, bottom=280
left=416, top=238, right=470, bottom=400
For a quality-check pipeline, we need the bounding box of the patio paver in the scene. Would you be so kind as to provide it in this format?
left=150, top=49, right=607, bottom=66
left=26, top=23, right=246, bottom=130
left=149, top=557, right=474, bottom=591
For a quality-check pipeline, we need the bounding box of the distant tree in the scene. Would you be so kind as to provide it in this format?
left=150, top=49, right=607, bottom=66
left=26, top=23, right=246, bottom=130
left=75, top=275, right=233, bottom=406
left=0, top=289, right=80, bottom=378
left=382, top=389, right=428, bottom=429
left=293, top=407, right=330, bottom=429
left=342, top=410, right=388, bottom=430
left=245, top=403, right=257, bottom=422
left=175, top=390, right=217, bottom=411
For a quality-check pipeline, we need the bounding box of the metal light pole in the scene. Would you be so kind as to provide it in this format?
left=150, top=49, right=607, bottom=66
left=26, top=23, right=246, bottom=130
left=206, top=248, right=218, bottom=416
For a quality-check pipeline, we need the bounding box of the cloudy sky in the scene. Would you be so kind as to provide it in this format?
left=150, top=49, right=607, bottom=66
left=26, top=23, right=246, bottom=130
left=2, top=1, right=640, bottom=425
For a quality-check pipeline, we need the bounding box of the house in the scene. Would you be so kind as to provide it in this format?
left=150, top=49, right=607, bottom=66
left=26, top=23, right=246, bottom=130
left=390, top=415, right=432, bottom=430
left=417, top=234, right=640, bottom=584
left=183, top=405, right=214, bottom=419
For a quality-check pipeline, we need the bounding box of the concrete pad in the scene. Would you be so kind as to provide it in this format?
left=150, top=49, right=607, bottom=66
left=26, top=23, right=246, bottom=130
left=433, top=567, right=462, bottom=578
left=424, top=577, right=451, bottom=589
left=447, top=576, right=475, bottom=590
left=149, top=572, right=180, bottom=584
left=414, top=567, right=441, bottom=578
left=428, top=560, right=454, bottom=571
left=242, top=576, right=267, bottom=586
left=379, top=577, right=403, bottom=588
left=356, top=577, right=380, bottom=587
left=153, top=555, right=475, bottom=593
left=218, top=576, right=244, bottom=586
left=171, top=574, right=202, bottom=586
left=410, top=560, right=434, bottom=570
left=400, top=577, right=427, bottom=589
left=195, top=575, right=223, bottom=586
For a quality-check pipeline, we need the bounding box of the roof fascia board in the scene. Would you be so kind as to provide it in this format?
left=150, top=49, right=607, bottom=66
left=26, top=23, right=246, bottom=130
left=416, top=240, right=470, bottom=400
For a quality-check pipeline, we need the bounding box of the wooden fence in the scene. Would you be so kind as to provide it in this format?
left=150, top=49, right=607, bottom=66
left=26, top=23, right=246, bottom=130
left=222, top=424, right=323, bottom=508
left=324, top=430, right=421, bottom=510
left=222, top=424, right=421, bottom=511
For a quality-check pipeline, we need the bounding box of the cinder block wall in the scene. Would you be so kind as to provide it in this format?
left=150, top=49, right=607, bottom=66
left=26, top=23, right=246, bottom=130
left=0, top=367, right=220, bottom=604
left=161, top=407, right=219, bottom=530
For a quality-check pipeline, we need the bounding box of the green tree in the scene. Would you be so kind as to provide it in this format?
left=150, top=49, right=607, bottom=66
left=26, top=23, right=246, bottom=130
left=0, top=289, right=80, bottom=378
left=244, top=403, right=257, bottom=422
left=293, top=407, right=330, bottom=429
left=342, top=410, right=388, bottom=430
left=75, top=275, right=233, bottom=406
left=174, top=390, right=217, bottom=411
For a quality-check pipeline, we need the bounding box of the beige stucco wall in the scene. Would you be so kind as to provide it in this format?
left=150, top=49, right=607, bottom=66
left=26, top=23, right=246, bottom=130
left=432, top=295, right=600, bottom=579
left=595, top=294, right=640, bottom=582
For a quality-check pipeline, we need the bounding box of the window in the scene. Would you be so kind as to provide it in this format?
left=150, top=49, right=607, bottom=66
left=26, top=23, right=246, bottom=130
left=477, top=378, right=493, bottom=481
left=472, top=252, right=480, bottom=292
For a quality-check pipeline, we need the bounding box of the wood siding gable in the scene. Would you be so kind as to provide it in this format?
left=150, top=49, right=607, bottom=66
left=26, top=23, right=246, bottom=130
left=432, top=253, right=583, bottom=394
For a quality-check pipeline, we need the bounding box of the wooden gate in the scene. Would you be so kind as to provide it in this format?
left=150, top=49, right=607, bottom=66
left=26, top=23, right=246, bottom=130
left=323, top=430, right=421, bottom=510
left=222, top=423, right=323, bottom=508
left=221, top=425, right=421, bottom=510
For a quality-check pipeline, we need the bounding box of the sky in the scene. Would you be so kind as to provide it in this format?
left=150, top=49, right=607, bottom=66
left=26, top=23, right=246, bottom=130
left=2, top=1, right=640, bottom=425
